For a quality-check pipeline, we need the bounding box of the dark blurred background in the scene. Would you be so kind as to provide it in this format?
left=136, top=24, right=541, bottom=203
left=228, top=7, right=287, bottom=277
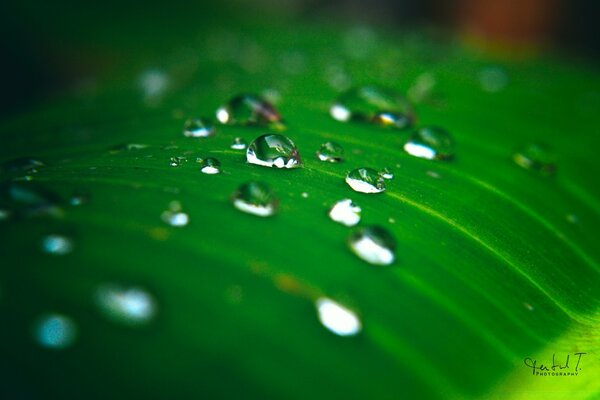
left=0, top=0, right=598, bottom=118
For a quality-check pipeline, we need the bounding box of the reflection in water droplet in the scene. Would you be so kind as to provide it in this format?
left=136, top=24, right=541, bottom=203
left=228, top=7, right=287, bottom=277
left=247, top=134, right=302, bottom=169
left=42, top=235, right=73, bottom=255
left=200, top=157, right=221, bottom=174
left=232, top=181, right=278, bottom=217
left=348, top=226, right=396, bottom=265
left=330, top=86, right=414, bottom=128
left=479, top=66, right=508, bottom=93
left=161, top=201, right=189, bottom=227
left=230, top=137, right=247, bottom=150
left=316, top=298, right=361, bottom=336
left=183, top=118, right=215, bottom=138
left=316, top=141, right=344, bottom=163
left=513, top=143, right=556, bottom=176
left=404, top=126, right=454, bottom=160
left=379, top=167, right=393, bottom=179
left=34, top=314, right=77, bottom=349
left=216, top=94, right=281, bottom=126
left=345, top=168, right=386, bottom=193
left=95, top=284, right=157, bottom=325
left=329, top=199, right=361, bottom=226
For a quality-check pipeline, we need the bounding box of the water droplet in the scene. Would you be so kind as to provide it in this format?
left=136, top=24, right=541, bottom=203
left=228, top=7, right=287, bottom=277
left=523, top=302, right=535, bottom=312
left=232, top=181, right=278, bottom=217
left=0, top=182, right=63, bottom=218
left=479, top=66, right=508, bottom=93
left=161, top=201, right=189, bottom=227
left=566, top=213, right=578, bottom=224
left=403, top=126, right=454, bottom=160
left=69, top=191, right=90, bottom=206
left=34, top=314, right=77, bottom=349
left=301, top=192, right=309, bottom=198
left=513, top=143, right=556, bottom=176
left=388, top=217, right=396, bottom=224
left=109, top=143, right=148, bottom=154
left=247, top=134, right=302, bottom=169
left=200, top=157, right=221, bottom=174
left=230, top=137, right=247, bottom=150
left=138, top=69, right=169, bottom=103
left=316, top=298, right=361, bottom=336
left=169, top=156, right=187, bottom=167
left=216, top=94, right=281, bottom=126
left=328, top=199, right=361, bottom=226
left=316, top=141, right=344, bottom=163
left=426, top=170, right=441, bottom=179
left=348, top=226, right=396, bottom=265
left=95, top=284, right=157, bottom=326
left=41, top=235, right=73, bottom=255
left=183, top=118, right=215, bottom=138
left=1, top=158, right=44, bottom=176
left=379, top=167, right=394, bottom=179
left=330, top=86, right=414, bottom=128
left=345, top=168, right=386, bottom=193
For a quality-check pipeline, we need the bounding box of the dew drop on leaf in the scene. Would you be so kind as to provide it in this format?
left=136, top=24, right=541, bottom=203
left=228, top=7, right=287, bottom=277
left=216, top=94, right=281, bottom=126
left=41, top=234, right=74, bottom=256
left=330, top=86, right=414, bottom=128
left=200, top=157, right=221, bottom=174
left=348, top=226, right=396, bottom=265
left=230, top=137, right=247, bottom=150
left=345, top=168, right=386, bottom=193
left=232, top=181, right=278, bottom=217
left=34, top=314, right=77, bottom=349
left=95, top=284, right=157, bottom=326
left=328, top=199, right=361, bottom=226
left=183, top=118, right=215, bottom=138
left=161, top=201, right=189, bottom=227
left=403, top=126, right=454, bottom=160
left=513, top=143, right=556, bottom=176
left=247, top=134, right=302, bottom=169
left=316, top=298, right=361, bottom=337
left=316, top=141, right=344, bottom=163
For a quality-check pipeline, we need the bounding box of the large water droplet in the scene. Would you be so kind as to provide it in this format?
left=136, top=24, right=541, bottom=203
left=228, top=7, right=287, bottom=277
left=247, top=134, right=302, bottom=169
left=316, top=141, right=344, bottom=163
left=232, top=181, right=278, bottom=217
left=348, top=226, right=396, bottom=265
left=230, top=137, right=247, bottom=150
left=200, top=157, right=221, bottom=174
left=513, top=143, right=556, bottom=176
left=329, top=199, right=361, bottom=226
left=95, top=284, right=157, bottom=326
left=41, top=235, right=73, bottom=255
left=403, top=126, right=454, bottom=160
left=216, top=94, right=281, bottom=126
left=161, top=201, right=189, bottom=227
left=345, top=168, right=386, bottom=193
left=316, top=298, right=361, bottom=336
left=183, top=118, right=215, bottom=138
left=330, top=86, right=414, bottom=128
left=34, top=314, right=77, bottom=349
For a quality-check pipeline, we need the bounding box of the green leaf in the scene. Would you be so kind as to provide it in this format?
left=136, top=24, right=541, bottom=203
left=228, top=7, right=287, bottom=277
left=1, top=25, right=599, bottom=399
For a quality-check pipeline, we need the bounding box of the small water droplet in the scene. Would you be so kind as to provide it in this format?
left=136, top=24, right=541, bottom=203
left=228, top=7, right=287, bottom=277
left=513, top=143, right=556, bottom=176
left=95, top=284, right=157, bottom=326
left=330, top=86, right=414, bottom=128
left=301, top=192, right=309, bottom=198
left=200, top=157, right=221, bottom=174
left=161, top=201, right=189, bottom=227
left=316, top=298, right=361, bottom=336
left=216, top=94, right=281, bottom=126
left=348, top=226, right=396, bottom=265
left=109, top=143, right=148, bottom=154
left=169, top=156, right=187, bottom=167
left=379, top=167, right=394, bottom=179
left=426, top=170, right=441, bottom=179
left=479, top=66, right=508, bottom=93
left=34, top=314, right=77, bottom=349
left=316, top=141, right=344, bottom=163
left=247, top=134, right=302, bottom=169
left=1, top=158, right=45, bottom=176
left=403, top=126, right=454, bottom=160
left=183, top=118, right=215, bottom=138
left=41, top=235, right=73, bottom=255
left=328, top=199, right=361, bottom=226
left=566, top=213, right=578, bottom=224
left=69, top=191, right=90, bottom=206
left=232, top=181, right=278, bottom=217
left=230, top=137, right=247, bottom=150
left=523, top=302, right=535, bottom=312
left=388, top=217, right=396, bottom=224
left=345, top=168, right=386, bottom=193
